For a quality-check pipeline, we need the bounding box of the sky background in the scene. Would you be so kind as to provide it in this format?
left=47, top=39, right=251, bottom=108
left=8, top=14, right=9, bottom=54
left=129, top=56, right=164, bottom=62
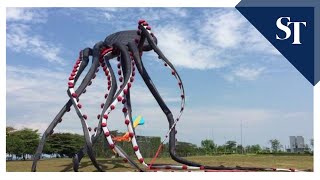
left=6, top=7, right=313, bottom=149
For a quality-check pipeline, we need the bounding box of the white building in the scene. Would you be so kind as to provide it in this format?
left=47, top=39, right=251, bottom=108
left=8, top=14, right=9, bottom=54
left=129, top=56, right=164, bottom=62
left=289, top=136, right=306, bottom=153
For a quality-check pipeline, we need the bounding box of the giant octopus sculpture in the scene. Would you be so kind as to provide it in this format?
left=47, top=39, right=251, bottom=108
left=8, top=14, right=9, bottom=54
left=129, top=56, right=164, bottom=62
left=31, top=20, right=306, bottom=172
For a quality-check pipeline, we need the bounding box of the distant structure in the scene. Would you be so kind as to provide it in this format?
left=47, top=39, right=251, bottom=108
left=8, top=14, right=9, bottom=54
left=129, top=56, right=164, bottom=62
left=288, top=136, right=307, bottom=153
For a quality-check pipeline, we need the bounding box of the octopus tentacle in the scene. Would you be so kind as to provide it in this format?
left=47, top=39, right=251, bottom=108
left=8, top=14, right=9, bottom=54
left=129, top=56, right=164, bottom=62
left=118, top=48, right=148, bottom=167
left=31, top=48, right=94, bottom=172
left=67, top=42, right=106, bottom=172
left=72, top=47, right=115, bottom=171
left=98, top=42, right=143, bottom=171
left=137, top=21, right=278, bottom=172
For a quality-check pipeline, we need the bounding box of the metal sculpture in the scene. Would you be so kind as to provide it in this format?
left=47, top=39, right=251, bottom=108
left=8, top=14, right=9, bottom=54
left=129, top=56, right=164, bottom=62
left=31, top=20, right=307, bottom=172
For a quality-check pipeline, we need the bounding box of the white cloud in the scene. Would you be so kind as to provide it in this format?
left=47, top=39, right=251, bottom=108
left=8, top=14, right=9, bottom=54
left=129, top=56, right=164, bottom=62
left=6, top=8, right=48, bottom=23
left=6, top=8, right=64, bottom=65
left=155, top=25, right=228, bottom=70
left=225, top=67, right=265, bottom=81
left=234, top=67, right=265, bottom=80
left=6, top=65, right=67, bottom=103
left=7, top=24, right=64, bottom=65
left=6, top=65, right=312, bottom=146
left=201, top=9, right=279, bottom=55
left=129, top=8, right=188, bottom=21
left=66, top=8, right=279, bottom=81
left=66, top=8, right=189, bottom=30
left=245, top=28, right=281, bottom=55
left=143, top=8, right=279, bottom=81
left=202, top=10, right=246, bottom=48
left=162, top=8, right=188, bottom=18
left=97, top=7, right=120, bottom=12
left=104, top=12, right=114, bottom=20
left=6, top=65, right=181, bottom=135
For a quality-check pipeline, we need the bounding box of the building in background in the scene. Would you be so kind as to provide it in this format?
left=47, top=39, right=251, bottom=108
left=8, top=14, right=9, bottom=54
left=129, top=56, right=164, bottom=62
left=287, top=136, right=307, bottom=153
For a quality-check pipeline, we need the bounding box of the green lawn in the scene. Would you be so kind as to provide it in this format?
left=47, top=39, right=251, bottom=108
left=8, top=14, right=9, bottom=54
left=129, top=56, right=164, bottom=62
left=6, top=155, right=313, bottom=172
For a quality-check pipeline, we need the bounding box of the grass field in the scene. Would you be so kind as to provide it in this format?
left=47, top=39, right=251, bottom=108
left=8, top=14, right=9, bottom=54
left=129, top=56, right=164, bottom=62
left=6, top=155, right=313, bottom=172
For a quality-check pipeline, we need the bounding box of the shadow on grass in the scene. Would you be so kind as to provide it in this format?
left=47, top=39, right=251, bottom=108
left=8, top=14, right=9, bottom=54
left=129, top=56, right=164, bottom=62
left=59, top=159, right=130, bottom=172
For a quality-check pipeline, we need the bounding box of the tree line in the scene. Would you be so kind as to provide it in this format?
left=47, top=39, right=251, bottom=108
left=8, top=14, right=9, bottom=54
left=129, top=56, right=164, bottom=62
left=6, top=127, right=85, bottom=160
left=6, top=126, right=313, bottom=160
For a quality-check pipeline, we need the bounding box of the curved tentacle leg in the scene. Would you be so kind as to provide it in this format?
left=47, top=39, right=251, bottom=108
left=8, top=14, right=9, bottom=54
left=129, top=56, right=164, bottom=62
left=32, top=48, right=94, bottom=172
left=128, top=42, right=190, bottom=167
left=137, top=24, right=203, bottom=168
left=94, top=47, right=118, bottom=140
left=73, top=47, right=142, bottom=172
left=138, top=25, right=234, bottom=170
left=121, top=89, right=147, bottom=169
left=130, top=40, right=219, bottom=170
left=73, top=48, right=117, bottom=171
left=116, top=49, right=148, bottom=170
left=120, top=49, right=154, bottom=168
left=97, top=42, right=144, bottom=171
left=136, top=23, right=268, bottom=171
left=67, top=41, right=107, bottom=172
left=137, top=21, right=185, bottom=141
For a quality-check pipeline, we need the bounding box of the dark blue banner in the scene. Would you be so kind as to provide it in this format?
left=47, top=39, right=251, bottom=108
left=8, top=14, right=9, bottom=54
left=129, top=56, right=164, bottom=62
left=236, top=0, right=319, bottom=86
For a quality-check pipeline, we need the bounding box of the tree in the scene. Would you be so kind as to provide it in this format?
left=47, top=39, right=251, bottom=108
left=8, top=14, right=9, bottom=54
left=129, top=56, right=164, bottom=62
left=225, top=140, right=237, bottom=153
left=6, top=131, right=23, bottom=158
left=44, top=133, right=84, bottom=158
left=236, top=145, right=244, bottom=154
left=217, top=145, right=227, bottom=154
left=176, top=141, right=198, bottom=157
left=249, top=144, right=262, bottom=153
left=16, top=128, right=40, bottom=159
left=304, top=144, right=311, bottom=153
left=6, top=128, right=40, bottom=160
left=245, top=144, right=261, bottom=154
left=269, top=139, right=282, bottom=153
left=201, top=139, right=217, bottom=155
left=6, top=126, right=16, bottom=157
left=6, top=126, right=15, bottom=136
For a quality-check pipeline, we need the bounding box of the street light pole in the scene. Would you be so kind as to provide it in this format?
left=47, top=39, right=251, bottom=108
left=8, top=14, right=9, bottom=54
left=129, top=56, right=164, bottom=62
left=241, top=119, right=243, bottom=154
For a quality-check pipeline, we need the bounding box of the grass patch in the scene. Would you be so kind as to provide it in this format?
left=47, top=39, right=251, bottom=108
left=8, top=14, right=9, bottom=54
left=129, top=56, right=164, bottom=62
left=6, top=154, right=313, bottom=172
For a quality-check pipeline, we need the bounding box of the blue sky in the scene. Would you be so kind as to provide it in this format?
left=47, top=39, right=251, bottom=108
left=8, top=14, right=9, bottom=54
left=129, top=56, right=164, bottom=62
left=6, top=7, right=313, bottom=148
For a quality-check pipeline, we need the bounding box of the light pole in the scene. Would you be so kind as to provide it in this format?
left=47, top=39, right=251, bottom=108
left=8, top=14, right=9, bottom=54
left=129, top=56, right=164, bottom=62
left=224, top=136, right=227, bottom=154
left=241, top=119, right=243, bottom=154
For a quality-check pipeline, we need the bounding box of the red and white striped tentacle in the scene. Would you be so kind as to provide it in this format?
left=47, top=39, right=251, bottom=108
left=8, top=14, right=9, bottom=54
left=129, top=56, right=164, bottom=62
left=118, top=51, right=147, bottom=166
left=91, top=48, right=114, bottom=137
left=97, top=49, right=142, bottom=169
left=270, top=168, right=299, bottom=172
left=149, top=165, right=203, bottom=171
left=96, top=49, right=141, bottom=167
left=98, top=52, right=135, bottom=160
left=137, top=20, right=186, bottom=143
left=67, top=51, right=91, bottom=140
left=96, top=48, right=120, bottom=150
